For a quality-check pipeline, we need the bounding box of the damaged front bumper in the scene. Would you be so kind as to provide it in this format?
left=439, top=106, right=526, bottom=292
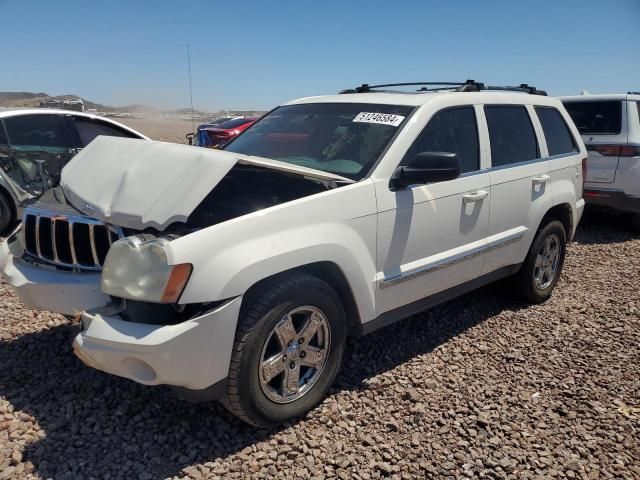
left=0, top=237, right=110, bottom=316
left=73, top=297, right=242, bottom=395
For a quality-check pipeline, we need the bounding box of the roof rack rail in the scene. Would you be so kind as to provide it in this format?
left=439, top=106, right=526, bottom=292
left=339, top=79, right=547, bottom=96
left=628, top=91, right=640, bottom=95
left=485, top=83, right=548, bottom=96
left=338, top=80, right=485, bottom=94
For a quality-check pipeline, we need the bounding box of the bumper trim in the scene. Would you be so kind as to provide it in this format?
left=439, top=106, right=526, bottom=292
left=0, top=238, right=109, bottom=316
left=171, top=378, right=227, bottom=403
left=74, top=296, right=243, bottom=390
left=584, top=189, right=640, bottom=214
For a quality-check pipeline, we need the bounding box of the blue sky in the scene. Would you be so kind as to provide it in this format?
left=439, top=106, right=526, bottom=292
left=1, top=0, right=638, bottom=111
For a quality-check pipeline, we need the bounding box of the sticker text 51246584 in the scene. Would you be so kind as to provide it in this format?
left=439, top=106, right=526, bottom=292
left=352, top=112, right=405, bottom=127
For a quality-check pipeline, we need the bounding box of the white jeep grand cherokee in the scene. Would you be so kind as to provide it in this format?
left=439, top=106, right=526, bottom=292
left=0, top=81, right=586, bottom=426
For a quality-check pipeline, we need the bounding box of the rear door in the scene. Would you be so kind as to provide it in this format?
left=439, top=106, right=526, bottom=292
left=563, top=100, right=626, bottom=183
left=481, top=104, right=552, bottom=274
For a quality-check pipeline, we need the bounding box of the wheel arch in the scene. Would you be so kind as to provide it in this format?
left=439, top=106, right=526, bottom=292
left=241, top=261, right=363, bottom=336
left=538, top=203, right=573, bottom=240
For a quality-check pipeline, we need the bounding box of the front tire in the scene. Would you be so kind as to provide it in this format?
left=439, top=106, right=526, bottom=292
left=631, top=213, right=640, bottom=233
left=222, top=272, right=347, bottom=427
left=514, top=220, right=567, bottom=304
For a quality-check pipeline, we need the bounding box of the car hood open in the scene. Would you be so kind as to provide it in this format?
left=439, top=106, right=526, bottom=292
left=61, top=136, right=354, bottom=230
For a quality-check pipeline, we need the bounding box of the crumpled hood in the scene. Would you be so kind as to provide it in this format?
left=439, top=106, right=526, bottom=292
left=61, top=136, right=353, bottom=230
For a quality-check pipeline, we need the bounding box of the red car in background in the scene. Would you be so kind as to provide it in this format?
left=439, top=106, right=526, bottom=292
left=194, top=116, right=258, bottom=148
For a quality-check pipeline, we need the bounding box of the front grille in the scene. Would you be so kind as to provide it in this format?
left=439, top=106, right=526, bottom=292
left=23, top=208, right=122, bottom=270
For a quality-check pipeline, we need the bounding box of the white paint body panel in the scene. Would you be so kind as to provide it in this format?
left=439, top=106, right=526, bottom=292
left=0, top=90, right=586, bottom=391
left=61, top=136, right=353, bottom=230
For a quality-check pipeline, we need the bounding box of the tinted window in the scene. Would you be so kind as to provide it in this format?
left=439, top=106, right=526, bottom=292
left=4, top=114, right=71, bottom=148
left=0, top=122, right=7, bottom=145
left=72, top=117, right=137, bottom=146
left=535, top=107, right=578, bottom=156
left=404, top=107, right=479, bottom=174
left=485, top=106, right=539, bottom=167
left=563, top=101, right=622, bottom=135
left=225, top=103, right=414, bottom=180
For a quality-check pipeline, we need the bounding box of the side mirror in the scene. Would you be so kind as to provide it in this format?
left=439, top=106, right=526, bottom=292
left=186, top=132, right=195, bottom=145
left=390, top=151, right=460, bottom=190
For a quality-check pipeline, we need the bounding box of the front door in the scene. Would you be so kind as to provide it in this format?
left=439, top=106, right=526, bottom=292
left=375, top=105, right=491, bottom=315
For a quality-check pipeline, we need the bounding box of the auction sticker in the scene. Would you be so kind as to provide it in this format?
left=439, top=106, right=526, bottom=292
left=353, top=112, right=405, bottom=127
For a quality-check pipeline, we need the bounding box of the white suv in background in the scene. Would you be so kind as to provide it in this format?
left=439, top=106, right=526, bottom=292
left=1, top=81, right=586, bottom=426
left=561, top=93, right=640, bottom=229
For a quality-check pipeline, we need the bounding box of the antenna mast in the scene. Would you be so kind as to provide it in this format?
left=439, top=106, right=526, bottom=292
left=187, top=44, right=195, bottom=134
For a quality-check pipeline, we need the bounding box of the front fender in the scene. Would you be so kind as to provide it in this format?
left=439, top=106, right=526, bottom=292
left=170, top=220, right=377, bottom=323
left=164, top=181, right=379, bottom=324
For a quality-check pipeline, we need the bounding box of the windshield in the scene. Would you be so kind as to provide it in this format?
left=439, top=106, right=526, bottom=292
left=224, top=103, right=414, bottom=180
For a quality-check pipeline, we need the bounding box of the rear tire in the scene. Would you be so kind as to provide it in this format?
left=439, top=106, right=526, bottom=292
left=222, top=272, right=347, bottom=427
left=0, top=191, right=15, bottom=236
left=514, top=220, right=567, bottom=304
left=631, top=213, right=640, bottom=233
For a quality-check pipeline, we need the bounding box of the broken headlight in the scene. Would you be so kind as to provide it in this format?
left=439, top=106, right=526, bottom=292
left=101, top=235, right=192, bottom=303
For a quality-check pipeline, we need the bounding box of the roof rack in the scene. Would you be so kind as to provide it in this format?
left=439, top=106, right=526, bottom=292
left=628, top=91, right=640, bottom=95
left=339, top=79, right=547, bottom=96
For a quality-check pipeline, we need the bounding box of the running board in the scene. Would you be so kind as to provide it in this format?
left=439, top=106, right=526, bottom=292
left=357, top=264, right=522, bottom=336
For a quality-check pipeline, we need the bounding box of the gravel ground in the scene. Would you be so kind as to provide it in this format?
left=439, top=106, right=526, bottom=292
left=1, top=211, right=639, bottom=480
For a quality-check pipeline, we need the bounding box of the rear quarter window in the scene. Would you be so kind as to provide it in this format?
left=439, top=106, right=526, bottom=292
left=535, top=107, right=578, bottom=156
left=563, top=101, right=622, bottom=135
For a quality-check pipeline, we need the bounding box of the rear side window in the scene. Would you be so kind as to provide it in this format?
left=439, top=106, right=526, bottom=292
left=485, top=106, right=539, bottom=167
left=535, top=107, right=578, bottom=156
left=4, top=114, right=71, bottom=148
left=72, top=117, right=137, bottom=147
left=563, top=101, right=622, bottom=135
left=404, top=106, right=479, bottom=174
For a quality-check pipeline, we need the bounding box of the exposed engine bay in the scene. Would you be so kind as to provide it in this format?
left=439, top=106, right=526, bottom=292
left=186, top=165, right=330, bottom=229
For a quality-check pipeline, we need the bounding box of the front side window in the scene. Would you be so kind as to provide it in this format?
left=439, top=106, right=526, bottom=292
left=224, top=103, right=414, bottom=180
left=72, top=117, right=137, bottom=147
left=485, top=106, right=539, bottom=167
left=403, top=106, right=480, bottom=174
left=563, top=101, right=622, bottom=135
left=535, top=107, right=578, bottom=156
left=4, top=114, right=71, bottom=148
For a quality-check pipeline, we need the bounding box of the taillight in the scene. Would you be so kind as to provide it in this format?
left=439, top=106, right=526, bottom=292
left=581, top=157, right=587, bottom=194
left=619, top=145, right=640, bottom=157
left=587, top=144, right=640, bottom=157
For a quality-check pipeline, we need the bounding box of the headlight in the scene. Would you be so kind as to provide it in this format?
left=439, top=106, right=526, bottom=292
left=101, top=235, right=192, bottom=303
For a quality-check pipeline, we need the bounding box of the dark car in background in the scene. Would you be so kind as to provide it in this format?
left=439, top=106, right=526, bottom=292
left=192, top=116, right=258, bottom=148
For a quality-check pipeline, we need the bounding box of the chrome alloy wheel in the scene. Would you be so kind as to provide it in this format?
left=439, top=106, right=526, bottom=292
left=533, top=233, right=561, bottom=290
left=259, top=306, right=331, bottom=404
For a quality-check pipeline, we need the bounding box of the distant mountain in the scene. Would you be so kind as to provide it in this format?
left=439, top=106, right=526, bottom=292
left=0, top=91, right=264, bottom=117
left=0, top=91, right=156, bottom=113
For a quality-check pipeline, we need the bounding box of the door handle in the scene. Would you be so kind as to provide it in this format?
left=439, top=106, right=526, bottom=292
left=462, top=190, right=489, bottom=203
left=532, top=174, right=550, bottom=184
